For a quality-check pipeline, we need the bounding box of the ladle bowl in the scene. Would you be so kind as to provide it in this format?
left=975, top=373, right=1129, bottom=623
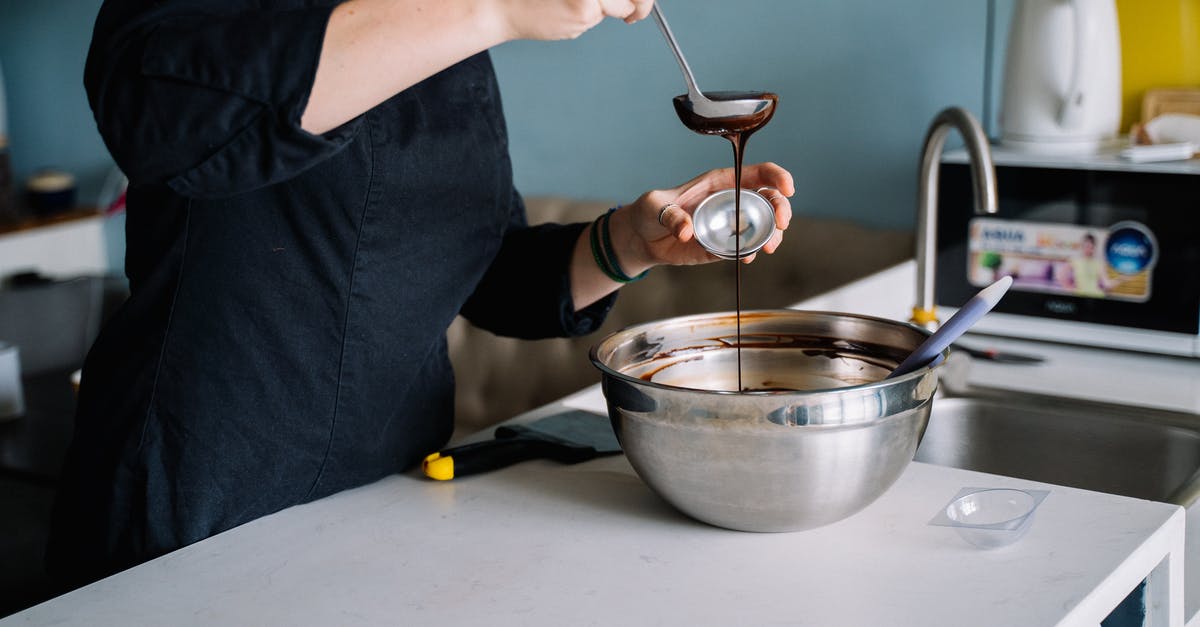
left=651, top=4, right=775, bottom=121
left=590, top=309, right=944, bottom=532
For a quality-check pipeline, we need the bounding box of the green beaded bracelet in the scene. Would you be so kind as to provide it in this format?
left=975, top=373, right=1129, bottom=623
left=588, top=208, right=648, bottom=284
left=599, top=210, right=648, bottom=283
left=589, top=213, right=628, bottom=283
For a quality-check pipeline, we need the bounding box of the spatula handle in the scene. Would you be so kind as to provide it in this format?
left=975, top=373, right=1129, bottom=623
left=889, top=276, right=1013, bottom=379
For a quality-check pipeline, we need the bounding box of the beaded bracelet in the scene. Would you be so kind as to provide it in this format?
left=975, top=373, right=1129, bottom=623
left=600, top=210, right=649, bottom=282
left=588, top=214, right=626, bottom=283
left=589, top=207, right=648, bottom=283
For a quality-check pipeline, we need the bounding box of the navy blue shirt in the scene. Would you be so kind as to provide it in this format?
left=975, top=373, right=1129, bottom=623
left=49, top=0, right=613, bottom=584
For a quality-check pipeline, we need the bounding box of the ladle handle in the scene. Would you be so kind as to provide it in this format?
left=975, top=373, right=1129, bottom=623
left=651, top=4, right=704, bottom=102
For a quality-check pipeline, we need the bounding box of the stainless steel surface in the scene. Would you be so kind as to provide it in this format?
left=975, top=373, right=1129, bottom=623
left=915, top=107, right=999, bottom=328
left=590, top=310, right=943, bottom=532
left=691, top=189, right=775, bottom=259
left=916, top=390, right=1200, bottom=506
left=951, top=342, right=1045, bottom=364
left=650, top=4, right=772, bottom=120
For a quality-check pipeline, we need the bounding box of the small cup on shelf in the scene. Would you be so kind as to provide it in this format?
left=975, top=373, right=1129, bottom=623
left=25, top=169, right=77, bottom=217
left=0, top=342, right=24, bottom=421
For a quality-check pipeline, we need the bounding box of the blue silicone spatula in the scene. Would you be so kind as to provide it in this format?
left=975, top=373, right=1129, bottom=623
left=887, top=275, right=1014, bottom=379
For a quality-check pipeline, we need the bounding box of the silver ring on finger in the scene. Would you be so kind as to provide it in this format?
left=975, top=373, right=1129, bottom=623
left=657, top=202, right=680, bottom=226
left=755, top=187, right=785, bottom=203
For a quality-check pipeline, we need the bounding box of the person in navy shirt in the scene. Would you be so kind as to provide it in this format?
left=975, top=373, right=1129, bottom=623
left=48, top=0, right=794, bottom=585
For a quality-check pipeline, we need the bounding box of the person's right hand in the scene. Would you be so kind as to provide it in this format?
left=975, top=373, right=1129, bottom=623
left=497, top=0, right=655, bottom=41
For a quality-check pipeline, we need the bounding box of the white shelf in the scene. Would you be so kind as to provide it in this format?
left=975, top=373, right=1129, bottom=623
left=943, top=145, right=1200, bottom=175
left=0, top=211, right=108, bottom=279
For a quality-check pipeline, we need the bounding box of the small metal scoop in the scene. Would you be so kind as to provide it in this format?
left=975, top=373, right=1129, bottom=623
left=651, top=4, right=773, bottom=120
left=692, top=189, right=776, bottom=259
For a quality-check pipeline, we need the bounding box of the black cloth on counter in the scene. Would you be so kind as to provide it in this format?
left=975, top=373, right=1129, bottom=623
left=48, top=0, right=615, bottom=586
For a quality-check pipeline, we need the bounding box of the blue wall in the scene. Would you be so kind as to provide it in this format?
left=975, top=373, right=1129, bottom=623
left=1, top=1, right=1001, bottom=274
left=0, top=0, right=110, bottom=201
left=491, top=0, right=995, bottom=229
left=0, top=0, right=122, bottom=269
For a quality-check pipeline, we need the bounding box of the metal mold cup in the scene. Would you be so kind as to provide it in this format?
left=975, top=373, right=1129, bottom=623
left=692, top=189, right=775, bottom=259
left=590, top=310, right=943, bottom=533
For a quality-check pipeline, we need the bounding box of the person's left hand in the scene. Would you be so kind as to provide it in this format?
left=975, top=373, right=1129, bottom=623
left=607, top=162, right=795, bottom=274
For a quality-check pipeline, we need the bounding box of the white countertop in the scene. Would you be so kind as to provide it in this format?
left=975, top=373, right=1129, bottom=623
left=796, top=259, right=1200, bottom=624
left=6, top=260, right=1196, bottom=626
left=2, top=386, right=1186, bottom=627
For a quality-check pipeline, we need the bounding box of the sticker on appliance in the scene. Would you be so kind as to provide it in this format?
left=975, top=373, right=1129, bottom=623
left=967, top=218, right=1157, bottom=303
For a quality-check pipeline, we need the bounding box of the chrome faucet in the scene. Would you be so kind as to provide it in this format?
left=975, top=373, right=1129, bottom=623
left=912, top=107, right=999, bottom=329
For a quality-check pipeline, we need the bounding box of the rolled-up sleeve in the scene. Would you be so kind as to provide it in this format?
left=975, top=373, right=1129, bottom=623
left=85, top=1, right=360, bottom=199
left=461, top=193, right=616, bottom=340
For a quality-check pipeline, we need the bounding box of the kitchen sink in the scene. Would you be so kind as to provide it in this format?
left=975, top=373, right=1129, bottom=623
left=915, top=390, right=1200, bottom=506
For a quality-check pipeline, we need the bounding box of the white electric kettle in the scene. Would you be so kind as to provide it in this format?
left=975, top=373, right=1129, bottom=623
left=1000, top=0, right=1122, bottom=154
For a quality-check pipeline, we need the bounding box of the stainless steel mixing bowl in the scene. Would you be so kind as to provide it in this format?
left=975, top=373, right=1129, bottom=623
left=590, top=309, right=941, bottom=532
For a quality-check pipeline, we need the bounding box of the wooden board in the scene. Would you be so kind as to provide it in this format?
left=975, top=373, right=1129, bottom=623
left=0, top=207, right=101, bottom=237
left=1142, top=88, right=1200, bottom=123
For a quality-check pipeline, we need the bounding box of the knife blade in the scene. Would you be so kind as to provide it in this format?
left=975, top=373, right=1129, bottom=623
left=952, top=342, right=1045, bottom=364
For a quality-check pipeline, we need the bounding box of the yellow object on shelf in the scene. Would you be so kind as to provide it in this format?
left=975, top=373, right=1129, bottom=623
left=910, top=306, right=939, bottom=327
left=1116, top=0, right=1200, bottom=131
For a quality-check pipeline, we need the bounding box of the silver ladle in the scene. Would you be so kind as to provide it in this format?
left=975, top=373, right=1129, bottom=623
left=650, top=4, right=773, bottom=120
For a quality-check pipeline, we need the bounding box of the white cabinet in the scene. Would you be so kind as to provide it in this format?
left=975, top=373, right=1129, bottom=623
left=0, top=211, right=108, bottom=280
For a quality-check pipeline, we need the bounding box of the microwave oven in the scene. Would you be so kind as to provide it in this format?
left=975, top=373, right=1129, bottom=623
left=936, top=147, right=1200, bottom=357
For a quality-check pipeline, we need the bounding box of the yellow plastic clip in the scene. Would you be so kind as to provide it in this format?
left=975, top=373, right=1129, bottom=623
left=910, top=306, right=939, bottom=326
left=422, top=452, right=454, bottom=481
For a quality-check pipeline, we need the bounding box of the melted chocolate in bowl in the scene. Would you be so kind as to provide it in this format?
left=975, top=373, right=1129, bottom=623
left=672, top=91, right=779, bottom=391
left=589, top=309, right=941, bottom=533
left=620, top=333, right=908, bottom=393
